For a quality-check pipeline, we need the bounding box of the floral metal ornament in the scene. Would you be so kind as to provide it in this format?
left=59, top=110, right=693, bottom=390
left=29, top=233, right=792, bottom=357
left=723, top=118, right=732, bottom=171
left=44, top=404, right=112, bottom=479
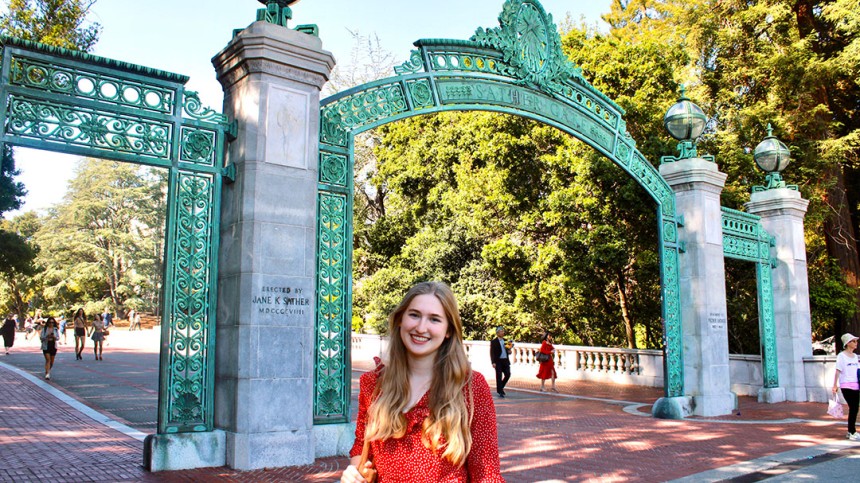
left=471, top=0, right=582, bottom=91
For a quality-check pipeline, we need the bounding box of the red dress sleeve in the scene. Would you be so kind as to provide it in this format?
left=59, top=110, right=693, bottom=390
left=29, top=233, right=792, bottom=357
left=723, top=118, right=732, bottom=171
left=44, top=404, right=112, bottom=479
left=349, top=370, right=378, bottom=458
left=466, top=372, right=505, bottom=482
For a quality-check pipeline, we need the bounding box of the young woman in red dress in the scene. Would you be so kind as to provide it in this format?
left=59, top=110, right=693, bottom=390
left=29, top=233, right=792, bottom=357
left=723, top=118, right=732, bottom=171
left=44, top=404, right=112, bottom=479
left=340, top=281, right=504, bottom=483
left=536, top=332, right=558, bottom=392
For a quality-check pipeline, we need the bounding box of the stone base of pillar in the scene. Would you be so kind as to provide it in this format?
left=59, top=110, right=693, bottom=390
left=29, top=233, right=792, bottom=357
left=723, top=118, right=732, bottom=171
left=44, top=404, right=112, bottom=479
left=314, top=423, right=356, bottom=458
left=807, top=387, right=830, bottom=403
left=224, top=429, right=314, bottom=470
left=652, top=396, right=694, bottom=419
left=781, top=385, right=808, bottom=402
left=143, top=430, right=226, bottom=472
left=757, top=387, right=786, bottom=404
left=693, top=393, right=736, bottom=417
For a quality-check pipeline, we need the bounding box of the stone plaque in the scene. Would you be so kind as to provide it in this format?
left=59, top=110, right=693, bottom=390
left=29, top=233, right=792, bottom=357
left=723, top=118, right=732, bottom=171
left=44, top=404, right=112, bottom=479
left=265, top=84, right=309, bottom=169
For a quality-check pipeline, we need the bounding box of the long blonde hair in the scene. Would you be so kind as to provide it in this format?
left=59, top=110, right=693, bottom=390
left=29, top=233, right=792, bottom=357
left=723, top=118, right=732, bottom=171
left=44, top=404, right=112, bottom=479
left=365, top=281, right=474, bottom=466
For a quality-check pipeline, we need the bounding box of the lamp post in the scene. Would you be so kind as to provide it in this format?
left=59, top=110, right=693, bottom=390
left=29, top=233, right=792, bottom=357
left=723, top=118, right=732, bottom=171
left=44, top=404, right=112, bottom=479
left=752, top=124, right=797, bottom=192
left=661, top=86, right=710, bottom=164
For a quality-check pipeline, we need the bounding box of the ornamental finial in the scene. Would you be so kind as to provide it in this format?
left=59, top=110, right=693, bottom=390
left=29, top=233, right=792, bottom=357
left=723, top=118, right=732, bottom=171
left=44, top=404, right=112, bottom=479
left=766, top=123, right=774, bottom=137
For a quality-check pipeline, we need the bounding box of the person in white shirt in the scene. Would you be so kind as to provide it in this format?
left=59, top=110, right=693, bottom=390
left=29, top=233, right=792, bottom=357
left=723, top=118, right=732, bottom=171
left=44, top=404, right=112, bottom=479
left=833, top=333, right=860, bottom=441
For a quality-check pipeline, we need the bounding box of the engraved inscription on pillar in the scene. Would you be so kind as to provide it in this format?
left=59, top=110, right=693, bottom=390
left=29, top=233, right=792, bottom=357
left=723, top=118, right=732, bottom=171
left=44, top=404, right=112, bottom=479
left=253, top=280, right=313, bottom=321
left=708, top=312, right=726, bottom=332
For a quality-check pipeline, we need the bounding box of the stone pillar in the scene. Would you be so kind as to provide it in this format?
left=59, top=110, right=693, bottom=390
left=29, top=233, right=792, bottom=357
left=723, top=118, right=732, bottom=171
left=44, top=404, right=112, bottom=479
left=659, top=158, right=735, bottom=417
left=746, top=188, right=812, bottom=402
left=212, top=21, right=335, bottom=470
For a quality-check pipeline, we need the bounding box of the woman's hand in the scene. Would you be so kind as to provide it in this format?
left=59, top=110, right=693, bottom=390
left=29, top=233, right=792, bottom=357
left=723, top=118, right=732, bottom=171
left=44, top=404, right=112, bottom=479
left=340, top=463, right=370, bottom=483
left=833, top=385, right=839, bottom=394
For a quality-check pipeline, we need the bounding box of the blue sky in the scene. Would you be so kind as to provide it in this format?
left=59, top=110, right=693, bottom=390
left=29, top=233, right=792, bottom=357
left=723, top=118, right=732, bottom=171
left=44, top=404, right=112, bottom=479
left=9, top=0, right=612, bottom=216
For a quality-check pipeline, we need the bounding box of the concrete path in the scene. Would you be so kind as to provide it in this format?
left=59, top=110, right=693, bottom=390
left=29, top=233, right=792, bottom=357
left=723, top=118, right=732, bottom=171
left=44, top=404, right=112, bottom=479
left=2, top=329, right=859, bottom=481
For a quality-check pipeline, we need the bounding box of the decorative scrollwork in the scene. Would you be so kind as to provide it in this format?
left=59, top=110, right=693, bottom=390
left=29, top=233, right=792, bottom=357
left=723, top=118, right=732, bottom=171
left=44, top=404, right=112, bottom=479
left=320, top=152, right=348, bottom=186
left=662, top=245, right=683, bottom=397
left=165, top=172, right=214, bottom=432
left=394, top=49, right=425, bottom=75
left=757, top=263, right=778, bottom=388
left=407, top=80, right=434, bottom=109
left=6, top=96, right=171, bottom=158
left=471, top=0, right=582, bottom=91
left=180, top=128, right=216, bottom=165
left=10, top=55, right=176, bottom=113
left=183, top=91, right=229, bottom=124
left=314, top=191, right=350, bottom=421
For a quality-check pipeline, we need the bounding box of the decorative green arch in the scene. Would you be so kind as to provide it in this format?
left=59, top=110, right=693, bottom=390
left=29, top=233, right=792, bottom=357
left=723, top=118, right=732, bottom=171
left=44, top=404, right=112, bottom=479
left=721, top=207, right=778, bottom=388
left=0, top=36, right=234, bottom=434
left=313, top=0, right=683, bottom=423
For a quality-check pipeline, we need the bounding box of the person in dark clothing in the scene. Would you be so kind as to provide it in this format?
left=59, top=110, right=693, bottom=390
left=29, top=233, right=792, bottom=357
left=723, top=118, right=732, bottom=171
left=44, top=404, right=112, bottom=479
left=2, top=314, right=16, bottom=355
left=489, top=326, right=512, bottom=398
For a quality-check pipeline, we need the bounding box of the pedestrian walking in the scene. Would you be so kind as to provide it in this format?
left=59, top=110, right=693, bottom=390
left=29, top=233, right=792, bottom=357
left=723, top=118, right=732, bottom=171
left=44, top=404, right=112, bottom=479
left=40, top=317, right=60, bottom=379
left=89, top=314, right=106, bottom=360
left=536, top=332, right=558, bottom=392
left=73, top=308, right=87, bottom=360
left=58, top=315, right=67, bottom=345
left=102, top=309, right=113, bottom=329
left=127, top=309, right=136, bottom=331
left=24, top=315, right=34, bottom=340
left=340, top=281, right=504, bottom=483
left=490, top=326, right=512, bottom=398
left=833, top=333, right=860, bottom=441
left=2, top=314, right=15, bottom=354
left=131, top=312, right=142, bottom=331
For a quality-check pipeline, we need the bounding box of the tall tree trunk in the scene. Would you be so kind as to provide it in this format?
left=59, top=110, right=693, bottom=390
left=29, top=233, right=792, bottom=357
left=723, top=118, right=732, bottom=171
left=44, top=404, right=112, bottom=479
left=617, top=272, right=637, bottom=349
left=823, top=164, right=860, bottom=350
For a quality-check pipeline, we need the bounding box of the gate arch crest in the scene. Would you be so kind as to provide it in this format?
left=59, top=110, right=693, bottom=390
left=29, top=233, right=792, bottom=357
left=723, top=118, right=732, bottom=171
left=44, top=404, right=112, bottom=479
left=314, top=0, right=684, bottom=423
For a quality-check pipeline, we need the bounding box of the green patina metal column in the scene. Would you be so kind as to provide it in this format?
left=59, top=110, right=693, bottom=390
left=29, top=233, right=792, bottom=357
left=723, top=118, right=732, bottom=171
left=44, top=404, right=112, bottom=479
left=721, top=207, right=780, bottom=393
left=313, top=0, right=685, bottom=425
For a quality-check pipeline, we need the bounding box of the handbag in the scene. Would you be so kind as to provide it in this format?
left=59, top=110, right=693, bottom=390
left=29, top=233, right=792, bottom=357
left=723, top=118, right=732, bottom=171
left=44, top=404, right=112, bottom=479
left=828, top=393, right=845, bottom=419
left=358, top=434, right=377, bottom=483
left=102, top=329, right=110, bottom=336
left=536, top=352, right=550, bottom=363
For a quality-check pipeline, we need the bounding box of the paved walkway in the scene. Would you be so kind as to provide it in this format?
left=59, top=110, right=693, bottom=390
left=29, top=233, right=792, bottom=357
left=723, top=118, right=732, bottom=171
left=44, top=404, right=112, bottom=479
left=2, top=329, right=859, bottom=481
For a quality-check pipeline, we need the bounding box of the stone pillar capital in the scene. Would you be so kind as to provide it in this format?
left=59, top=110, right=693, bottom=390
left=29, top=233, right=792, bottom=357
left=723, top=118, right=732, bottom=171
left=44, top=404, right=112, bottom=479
left=659, top=158, right=728, bottom=194
left=746, top=188, right=810, bottom=219
left=213, top=21, right=336, bottom=91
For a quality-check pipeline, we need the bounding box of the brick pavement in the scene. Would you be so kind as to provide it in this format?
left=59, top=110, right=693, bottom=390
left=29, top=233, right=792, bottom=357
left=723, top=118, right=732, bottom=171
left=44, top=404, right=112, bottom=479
left=1, top=332, right=856, bottom=482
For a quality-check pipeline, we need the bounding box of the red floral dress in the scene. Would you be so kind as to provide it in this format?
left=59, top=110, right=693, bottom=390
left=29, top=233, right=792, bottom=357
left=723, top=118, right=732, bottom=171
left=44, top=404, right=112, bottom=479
left=536, top=341, right=556, bottom=380
left=349, top=366, right=505, bottom=482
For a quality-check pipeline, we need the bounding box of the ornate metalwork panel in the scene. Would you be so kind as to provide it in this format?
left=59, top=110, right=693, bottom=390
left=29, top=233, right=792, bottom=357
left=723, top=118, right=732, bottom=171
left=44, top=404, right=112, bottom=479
left=721, top=207, right=779, bottom=388
left=160, top=171, right=220, bottom=432
left=0, top=36, right=232, bottom=434
left=314, top=0, right=686, bottom=423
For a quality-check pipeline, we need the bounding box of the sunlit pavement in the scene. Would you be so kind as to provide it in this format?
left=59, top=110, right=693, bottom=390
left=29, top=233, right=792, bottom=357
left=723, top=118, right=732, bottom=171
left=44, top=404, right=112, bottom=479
left=2, top=331, right=859, bottom=482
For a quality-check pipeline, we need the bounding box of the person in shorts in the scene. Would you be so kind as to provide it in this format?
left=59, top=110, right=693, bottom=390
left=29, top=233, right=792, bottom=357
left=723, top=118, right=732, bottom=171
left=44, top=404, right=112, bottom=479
left=40, top=317, right=60, bottom=379
left=73, top=308, right=87, bottom=360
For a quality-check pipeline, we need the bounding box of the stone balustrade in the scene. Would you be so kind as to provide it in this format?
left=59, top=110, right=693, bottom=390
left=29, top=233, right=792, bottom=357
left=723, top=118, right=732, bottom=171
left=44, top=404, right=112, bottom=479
left=351, top=333, right=835, bottom=401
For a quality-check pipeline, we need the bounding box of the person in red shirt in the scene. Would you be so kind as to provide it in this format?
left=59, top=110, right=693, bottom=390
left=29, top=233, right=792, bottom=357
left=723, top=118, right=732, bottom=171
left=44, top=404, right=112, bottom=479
left=536, top=332, right=558, bottom=392
left=341, top=281, right=504, bottom=483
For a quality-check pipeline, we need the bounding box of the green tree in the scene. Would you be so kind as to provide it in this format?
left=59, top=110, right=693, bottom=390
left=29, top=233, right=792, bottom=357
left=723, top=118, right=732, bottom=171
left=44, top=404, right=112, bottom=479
left=0, top=0, right=102, bottom=315
left=0, top=0, right=100, bottom=50
left=32, top=159, right=167, bottom=316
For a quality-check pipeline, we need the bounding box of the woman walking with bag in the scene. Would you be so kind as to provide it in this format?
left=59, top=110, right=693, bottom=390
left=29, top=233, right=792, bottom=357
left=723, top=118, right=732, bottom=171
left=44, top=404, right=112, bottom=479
left=536, top=332, right=558, bottom=393
left=340, top=281, right=504, bottom=483
left=40, top=317, right=60, bottom=379
left=833, top=333, right=860, bottom=440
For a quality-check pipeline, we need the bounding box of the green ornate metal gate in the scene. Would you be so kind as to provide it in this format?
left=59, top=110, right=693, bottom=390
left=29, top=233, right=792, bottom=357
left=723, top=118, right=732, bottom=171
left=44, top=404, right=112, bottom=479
left=0, top=36, right=234, bottom=434
left=721, top=207, right=779, bottom=388
left=313, top=0, right=684, bottom=424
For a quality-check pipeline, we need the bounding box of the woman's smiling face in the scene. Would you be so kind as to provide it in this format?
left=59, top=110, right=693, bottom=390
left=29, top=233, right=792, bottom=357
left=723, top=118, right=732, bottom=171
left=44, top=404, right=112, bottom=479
left=399, top=293, right=450, bottom=360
